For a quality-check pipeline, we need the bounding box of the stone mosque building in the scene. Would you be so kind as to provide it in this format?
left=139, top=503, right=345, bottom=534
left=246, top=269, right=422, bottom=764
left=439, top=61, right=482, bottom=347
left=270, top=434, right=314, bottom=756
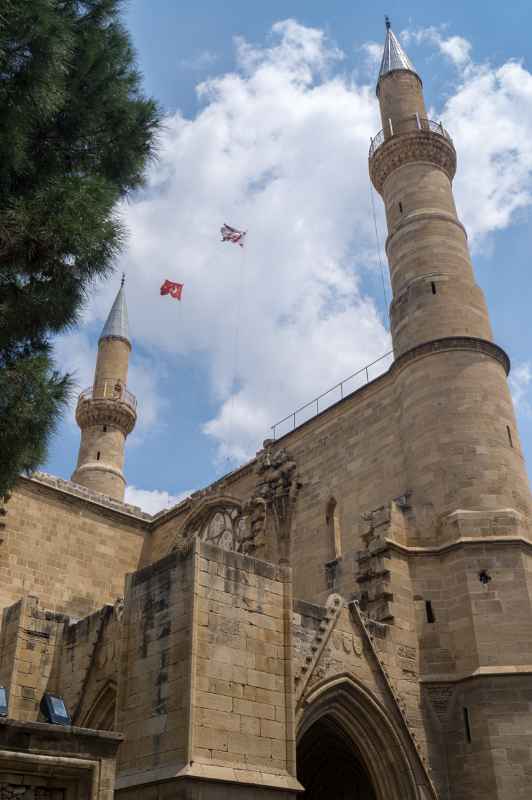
left=1, top=22, right=532, bottom=800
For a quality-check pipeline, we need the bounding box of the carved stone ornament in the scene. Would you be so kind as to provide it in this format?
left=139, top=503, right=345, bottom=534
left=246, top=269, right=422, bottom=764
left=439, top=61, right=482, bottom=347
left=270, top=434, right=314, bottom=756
left=369, top=129, right=457, bottom=193
left=0, top=490, right=11, bottom=536
left=114, top=597, right=125, bottom=622
left=252, top=444, right=301, bottom=561
left=424, top=684, right=456, bottom=728
left=176, top=497, right=259, bottom=556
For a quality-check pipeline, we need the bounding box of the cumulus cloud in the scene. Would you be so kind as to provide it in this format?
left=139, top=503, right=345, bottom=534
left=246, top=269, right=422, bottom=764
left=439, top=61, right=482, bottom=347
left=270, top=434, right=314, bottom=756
left=402, top=26, right=472, bottom=68
left=400, top=25, right=532, bottom=247
left=440, top=62, right=532, bottom=245
left=360, top=41, right=383, bottom=71
left=55, top=19, right=532, bottom=475
left=124, top=486, right=192, bottom=514
left=106, top=19, right=389, bottom=462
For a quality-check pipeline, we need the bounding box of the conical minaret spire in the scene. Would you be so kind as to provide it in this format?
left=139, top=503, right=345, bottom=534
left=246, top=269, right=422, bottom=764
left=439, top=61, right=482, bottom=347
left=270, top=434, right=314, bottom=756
left=71, top=279, right=137, bottom=501
left=99, top=273, right=130, bottom=344
left=377, top=17, right=420, bottom=94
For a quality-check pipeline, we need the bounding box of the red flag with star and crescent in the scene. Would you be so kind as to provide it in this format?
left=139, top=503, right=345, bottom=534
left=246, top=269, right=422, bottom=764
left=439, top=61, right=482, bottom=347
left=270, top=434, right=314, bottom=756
left=160, top=280, right=183, bottom=300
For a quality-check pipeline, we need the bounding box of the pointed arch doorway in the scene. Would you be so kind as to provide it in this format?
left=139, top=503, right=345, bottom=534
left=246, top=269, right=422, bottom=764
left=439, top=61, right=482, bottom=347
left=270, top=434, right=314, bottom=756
left=297, top=677, right=424, bottom=800
left=298, top=714, right=376, bottom=799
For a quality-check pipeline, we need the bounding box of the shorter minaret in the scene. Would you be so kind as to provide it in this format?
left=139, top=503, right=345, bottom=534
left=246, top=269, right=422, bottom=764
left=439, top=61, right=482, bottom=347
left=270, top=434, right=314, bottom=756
left=71, top=277, right=136, bottom=501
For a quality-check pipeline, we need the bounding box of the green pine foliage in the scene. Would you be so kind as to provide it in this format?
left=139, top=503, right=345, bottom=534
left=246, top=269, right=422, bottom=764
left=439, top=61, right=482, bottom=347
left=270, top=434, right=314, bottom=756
left=0, top=0, right=160, bottom=496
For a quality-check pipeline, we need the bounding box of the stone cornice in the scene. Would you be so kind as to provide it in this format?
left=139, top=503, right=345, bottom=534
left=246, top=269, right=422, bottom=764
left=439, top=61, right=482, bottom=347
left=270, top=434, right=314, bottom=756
left=369, top=130, right=456, bottom=194
left=385, top=210, right=467, bottom=256
left=391, top=336, right=510, bottom=376
left=420, top=666, right=532, bottom=684
left=19, top=472, right=150, bottom=526
left=73, top=461, right=126, bottom=485
left=384, top=535, right=532, bottom=558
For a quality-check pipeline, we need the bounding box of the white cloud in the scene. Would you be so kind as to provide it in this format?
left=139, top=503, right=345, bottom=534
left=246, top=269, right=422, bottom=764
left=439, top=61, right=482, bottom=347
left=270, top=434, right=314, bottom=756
left=360, top=42, right=383, bottom=70
left=179, top=50, right=218, bottom=71
left=510, top=362, right=532, bottom=416
left=440, top=60, right=532, bottom=246
left=124, top=485, right=192, bottom=514
left=54, top=20, right=532, bottom=471
left=402, top=26, right=472, bottom=68
left=106, top=19, right=389, bottom=463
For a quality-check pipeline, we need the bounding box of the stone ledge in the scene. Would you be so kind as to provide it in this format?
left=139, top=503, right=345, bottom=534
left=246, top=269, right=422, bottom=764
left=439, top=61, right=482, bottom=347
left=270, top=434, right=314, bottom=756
left=391, top=335, right=510, bottom=376
left=115, top=760, right=303, bottom=792
left=385, top=209, right=468, bottom=255
left=0, top=716, right=123, bottom=741
left=22, top=472, right=151, bottom=523
left=385, top=533, right=532, bottom=558
left=420, top=666, right=532, bottom=684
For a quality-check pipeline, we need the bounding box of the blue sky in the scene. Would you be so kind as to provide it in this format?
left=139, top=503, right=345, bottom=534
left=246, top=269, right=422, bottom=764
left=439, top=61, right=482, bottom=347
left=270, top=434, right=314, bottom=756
left=45, top=2, right=532, bottom=513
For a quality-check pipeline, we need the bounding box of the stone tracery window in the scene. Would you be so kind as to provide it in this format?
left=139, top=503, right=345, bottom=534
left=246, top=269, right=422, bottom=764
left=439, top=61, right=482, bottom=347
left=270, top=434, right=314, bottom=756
left=186, top=503, right=247, bottom=552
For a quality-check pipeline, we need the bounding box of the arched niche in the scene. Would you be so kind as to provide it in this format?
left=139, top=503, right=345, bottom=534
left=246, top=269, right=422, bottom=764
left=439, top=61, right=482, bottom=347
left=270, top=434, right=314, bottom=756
left=297, top=676, right=426, bottom=800
left=326, top=496, right=342, bottom=561
left=81, top=681, right=117, bottom=731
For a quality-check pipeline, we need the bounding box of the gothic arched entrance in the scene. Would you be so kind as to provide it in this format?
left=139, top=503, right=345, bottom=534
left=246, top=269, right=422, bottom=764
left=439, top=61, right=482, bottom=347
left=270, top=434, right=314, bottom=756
left=298, top=714, right=376, bottom=799
left=297, top=677, right=424, bottom=800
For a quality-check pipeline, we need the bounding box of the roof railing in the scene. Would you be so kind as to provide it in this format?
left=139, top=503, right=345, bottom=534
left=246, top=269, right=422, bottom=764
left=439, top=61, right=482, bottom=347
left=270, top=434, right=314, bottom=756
left=271, top=350, right=394, bottom=440
left=369, top=115, right=452, bottom=159
left=77, top=381, right=137, bottom=411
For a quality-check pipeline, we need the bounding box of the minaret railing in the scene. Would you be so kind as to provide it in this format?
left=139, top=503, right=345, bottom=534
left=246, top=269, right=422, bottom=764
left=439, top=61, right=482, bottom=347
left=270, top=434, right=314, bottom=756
left=369, top=115, right=452, bottom=159
left=77, top=382, right=137, bottom=411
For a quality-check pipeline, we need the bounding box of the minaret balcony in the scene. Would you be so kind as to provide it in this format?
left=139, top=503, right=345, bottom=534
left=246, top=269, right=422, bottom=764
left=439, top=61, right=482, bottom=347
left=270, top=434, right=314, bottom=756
left=369, top=115, right=456, bottom=193
left=369, top=115, right=452, bottom=158
left=75, top=381, right=137, bottom=433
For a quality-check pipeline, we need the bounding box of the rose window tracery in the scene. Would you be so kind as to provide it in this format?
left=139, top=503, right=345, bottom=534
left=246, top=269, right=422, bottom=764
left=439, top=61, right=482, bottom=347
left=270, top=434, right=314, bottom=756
left=193, top=507, right=246, bottom=551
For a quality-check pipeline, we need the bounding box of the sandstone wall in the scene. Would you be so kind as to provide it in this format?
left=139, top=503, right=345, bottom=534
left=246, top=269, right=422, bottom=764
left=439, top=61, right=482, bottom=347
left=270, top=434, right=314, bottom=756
left=0, top=476, right=148, bottom=619
left=115, top=539, right=300, bottom=797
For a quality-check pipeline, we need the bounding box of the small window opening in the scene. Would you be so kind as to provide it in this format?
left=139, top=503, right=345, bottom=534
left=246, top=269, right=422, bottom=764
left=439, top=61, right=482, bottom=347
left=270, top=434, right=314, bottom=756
left=463, top=707, right=472, bottom=743
left=431, top=281, right=436, bottom=295
left=398, top=201, right=403, bottom=214
left=96, top=451, right=101, bottom=461
left=507, top=425, right=513, bottom=447
left=425, top=600, right=436, bottom=623
left=479, top=569, right=492, bottom=586
left=103, top=425, right=107, bottom=433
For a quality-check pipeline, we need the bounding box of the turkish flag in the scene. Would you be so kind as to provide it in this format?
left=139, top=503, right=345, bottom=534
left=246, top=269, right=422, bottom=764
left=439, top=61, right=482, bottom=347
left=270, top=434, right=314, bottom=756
left=160, top=280, right=183, bottom=300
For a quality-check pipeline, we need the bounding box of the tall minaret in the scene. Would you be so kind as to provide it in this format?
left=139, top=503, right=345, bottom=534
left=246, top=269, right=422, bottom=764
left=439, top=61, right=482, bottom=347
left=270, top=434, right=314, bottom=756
left=71, top=278, right=136, bottom=501
left=370, top=23, right=532, bottom=796
left=369, top=19, right=531, bottom=520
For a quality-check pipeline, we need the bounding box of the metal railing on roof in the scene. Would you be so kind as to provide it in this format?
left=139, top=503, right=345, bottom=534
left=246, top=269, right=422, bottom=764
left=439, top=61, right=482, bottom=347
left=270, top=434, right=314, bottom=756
left=369, top=115, right=453, bottom=159
left=271, top=350, right=394, bottom=440
left=77, top=381, right=137, bottom=411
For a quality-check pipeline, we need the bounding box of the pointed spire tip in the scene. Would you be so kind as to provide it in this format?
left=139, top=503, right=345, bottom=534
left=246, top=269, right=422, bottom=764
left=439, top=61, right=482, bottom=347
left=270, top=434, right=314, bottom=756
left=377, top=19, right=420, bottom=91
left=99, top=279, right=130, bottom=344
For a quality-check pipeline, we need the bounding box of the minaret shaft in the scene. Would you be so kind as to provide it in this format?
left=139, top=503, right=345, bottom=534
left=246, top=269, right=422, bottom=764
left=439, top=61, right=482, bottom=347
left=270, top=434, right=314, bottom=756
left=369, top=26, right=531, bottom=522
left=94, top=338, right=130, bottom=390
left=71, top=282, right=136, bottom=501
left=373, top=60, right=493, bottom=357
